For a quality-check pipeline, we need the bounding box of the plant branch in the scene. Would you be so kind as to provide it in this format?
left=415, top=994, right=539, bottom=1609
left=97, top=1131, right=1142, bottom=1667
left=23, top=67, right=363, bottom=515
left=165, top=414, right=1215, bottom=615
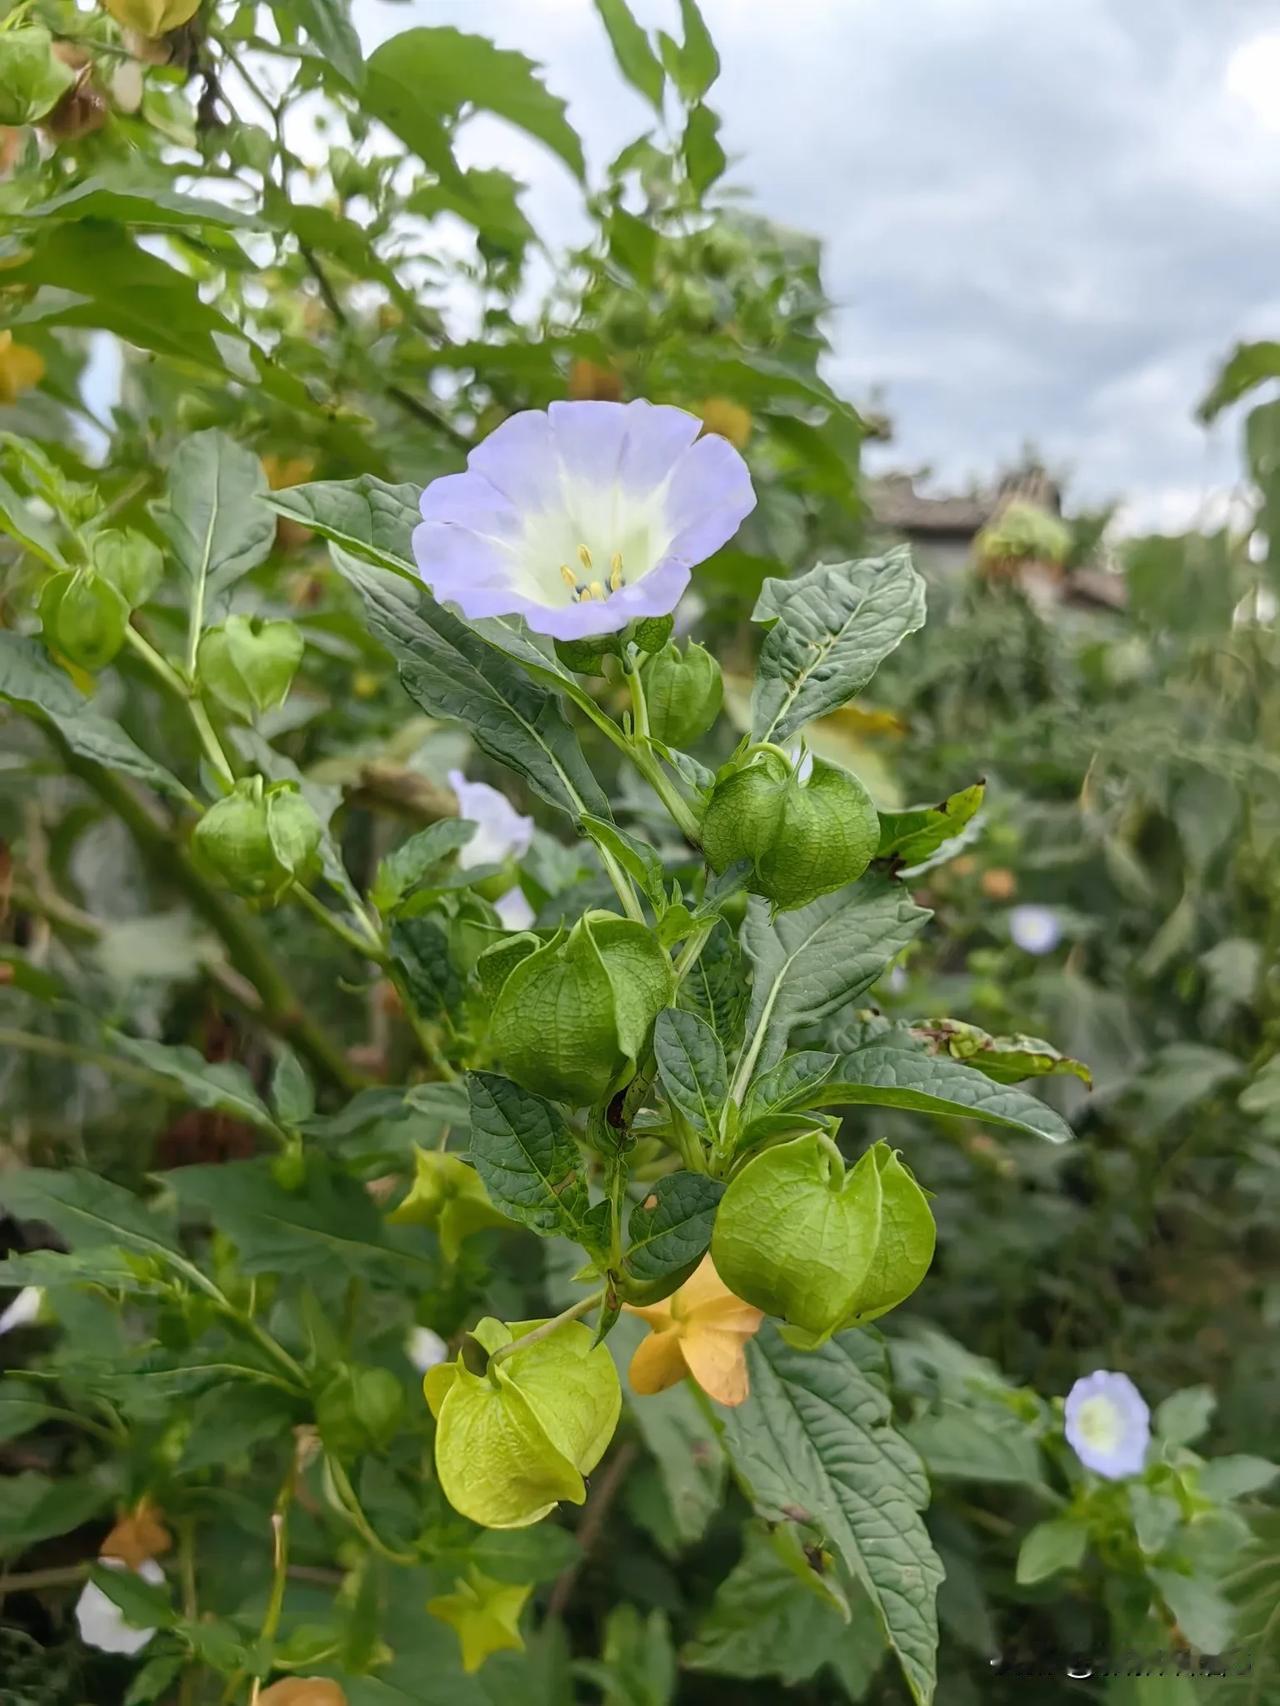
left=487, top=1291, right=603, bottom=1368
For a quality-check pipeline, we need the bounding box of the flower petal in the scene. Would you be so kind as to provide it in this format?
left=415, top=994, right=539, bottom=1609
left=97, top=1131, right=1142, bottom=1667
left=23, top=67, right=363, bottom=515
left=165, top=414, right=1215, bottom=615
left=466, top=409, right=560, bottom=511
left=663, top=432, right=757, bottom=565
left=448, top=772, right=534, bottom=867
left=627, top=1326, right=689, bottom=1396
left=548, top=399, right=631, bottom=491
left=680, top=1323, right=753, bottom=1406
left=618, top=402, right=703, bottom=490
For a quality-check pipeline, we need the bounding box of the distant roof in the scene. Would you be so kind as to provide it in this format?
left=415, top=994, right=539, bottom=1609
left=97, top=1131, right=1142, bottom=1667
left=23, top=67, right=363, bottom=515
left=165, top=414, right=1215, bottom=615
left=868, top=467, right=1062, bottom=537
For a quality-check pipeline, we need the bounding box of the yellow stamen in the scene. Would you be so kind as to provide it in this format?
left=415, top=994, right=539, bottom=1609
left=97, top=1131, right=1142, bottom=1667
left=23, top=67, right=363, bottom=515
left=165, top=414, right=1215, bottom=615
left=560, top=565, right=577, bottom=590
left=578, top=584, right=594, bottom=602
left=589, top=580, right=605, bottom=602
left=577, top=544, right=593, bottom=572
left=609, top=553, right=624, bottom=592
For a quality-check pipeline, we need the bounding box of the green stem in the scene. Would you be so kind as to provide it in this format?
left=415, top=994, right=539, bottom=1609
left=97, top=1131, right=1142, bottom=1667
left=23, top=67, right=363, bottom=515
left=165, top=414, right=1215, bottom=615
left=487, top=1291, right=603, bottom=1367
left=247, top=1466, right=295, bottom=1702
left=597, top=842, right=645, bottom=923
left=292, top=882, right=389, bottom=964
left=324, top=1456, right=418, bottom=1566
left=575, top=690, right=704, bottom=846
left=672, top=919, right=716, bottom=985
left=189, top=697, right=238, bottom=789
left=0, top=1027, right=189, bottom=1097
left=124, top=624, right=189, bottom=698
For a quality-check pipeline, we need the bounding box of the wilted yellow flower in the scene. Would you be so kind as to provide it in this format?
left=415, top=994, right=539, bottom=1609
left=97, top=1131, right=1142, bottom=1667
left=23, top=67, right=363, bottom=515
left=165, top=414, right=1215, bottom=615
left=568, top=357, right=623, bottom=401
left=698, top=397, right=752, bottom=450
left=261, top=454, right=315, bottom=492
left=257, top=1682, right=347, bottom=1706
left=102, top=0, right=200, bottom=37
left=0, top=331, right=45, bottom=404
left=624, top=1254, right=763, bottom=1407
left=100, top=1499, right=171, bottom=1570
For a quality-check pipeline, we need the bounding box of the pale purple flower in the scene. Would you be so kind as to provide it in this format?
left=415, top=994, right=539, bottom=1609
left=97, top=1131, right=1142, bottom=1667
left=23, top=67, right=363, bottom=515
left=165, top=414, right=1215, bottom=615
left=0, top=1285, right=43, bottom=1334
left=75, top=1558, right=164, bottom=1655
left=494, top=888, right=534, bottom=932
left=1064, top=1370, right=1150, bottom=1479
left=1009, top=904, right=1062, bottom=955
left=448, top=771, right=533, bottom=871
left=406, top=1325, right=448, bottom=1372
left=413, top=400, right=755, bottom=639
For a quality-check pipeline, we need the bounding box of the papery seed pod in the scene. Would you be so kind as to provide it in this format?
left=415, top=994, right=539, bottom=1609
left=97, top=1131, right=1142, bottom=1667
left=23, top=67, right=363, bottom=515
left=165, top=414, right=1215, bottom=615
left=425, top=1317, right=621, bottom=1529
left=197, top=615, right=304, bottom=718
left=39, top=570, right=130, bottom=671
left=700, top=750, right=879, bottom=911
left=641, top=640, right=723, bottom=747
left=192, top=778, right=321, bottom=902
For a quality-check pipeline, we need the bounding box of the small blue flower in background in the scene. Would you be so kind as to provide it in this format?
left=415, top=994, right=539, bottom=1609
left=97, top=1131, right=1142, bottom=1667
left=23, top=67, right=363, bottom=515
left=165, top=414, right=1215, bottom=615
left=1064, top=1370, right=1150, bottom=1478
left=414, top=400, right=756, bottom=639
left=449, top=770, right=535, bottom=932
left=1009, top=903, right=1062, bottom=955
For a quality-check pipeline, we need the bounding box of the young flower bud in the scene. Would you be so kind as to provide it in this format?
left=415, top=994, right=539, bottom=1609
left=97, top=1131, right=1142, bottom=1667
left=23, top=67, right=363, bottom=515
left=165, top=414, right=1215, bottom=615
left=38, top=569, right=130, bottom=671
left=316, top=1363, right=405, bottom=1456
left=192, top=778, right=321, bottom=902
left=711, top=1135, right=935, bottom=1347
left=0, top=27, right=74, bottom=127
left=700, top=750, right=880, bottom=911
left=197, top=615, right=304, bottom=719
left=91, top=529, right=164, bottom=609
left=641, top=640, right=723, bottom=747
left=424, top=1317, right=621, bottom=1529
left=487, top=912, right=675, bottom=1106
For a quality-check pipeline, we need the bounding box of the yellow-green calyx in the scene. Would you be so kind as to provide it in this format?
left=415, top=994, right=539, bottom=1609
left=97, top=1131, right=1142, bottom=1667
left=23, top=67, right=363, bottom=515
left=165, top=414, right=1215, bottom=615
left=192, top=776, right=322, bottom=902
left=487, top=911, right=674, bottom=1106
left=39, top=569, right=130, bottom=672
left=711, top=1135, right=935, bottom=1346
left=387, top=1148, right=508, bottom=1264
left=641, top=639, right=723, bottom=747
left=699, top=749, right=880, bottom=911
left=425, top=1316, right=621, bottom=1529
left=198, top=614, right=304, bottom=719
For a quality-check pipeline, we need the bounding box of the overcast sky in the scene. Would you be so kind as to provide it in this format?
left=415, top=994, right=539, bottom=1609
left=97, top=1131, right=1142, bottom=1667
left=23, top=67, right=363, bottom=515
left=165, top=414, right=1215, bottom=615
left=354, top=0, right=1280, bottom=531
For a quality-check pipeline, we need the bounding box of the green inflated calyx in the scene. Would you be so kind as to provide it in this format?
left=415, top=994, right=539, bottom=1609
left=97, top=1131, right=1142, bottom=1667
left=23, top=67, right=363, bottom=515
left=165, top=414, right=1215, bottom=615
left=711, top=1135, right=935, bottom=1347
left=488, top=911, right=674, bottom=1106
left=387, top=1147, right=508, bottom=1264
left=91, top=529, right=164, bottom=609
left=641, top=640, right=723, bottom=746
left=38, top=569, right=130, bottom=672
left=699, top=749, right=879, bottom=911
left=425, top=1316, right=621, bottom=1529
left=192, top=776, right=322, bottom=902
left=198, top=614, right=304, bottom=719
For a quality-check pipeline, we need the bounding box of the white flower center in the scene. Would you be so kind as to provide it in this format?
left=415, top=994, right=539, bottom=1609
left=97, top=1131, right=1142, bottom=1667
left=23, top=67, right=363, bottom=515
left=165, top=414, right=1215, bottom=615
left=1075, top=1395, right=1123, bottom=1452
left=513, top=478, right=668, bottom=607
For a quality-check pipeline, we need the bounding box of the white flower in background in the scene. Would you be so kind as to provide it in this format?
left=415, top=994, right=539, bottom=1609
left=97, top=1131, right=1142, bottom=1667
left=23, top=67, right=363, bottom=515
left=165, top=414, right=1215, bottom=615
left=1064, top=1370, right=1150, bottom=1479
left=0, top=1286, right=44, bottom=1334
left=413, top=400, right=755, bottom=640
left=885, top=964, right=908, bottom=995
left=406, top=1325, right=448, bottom=1373
left=448, top=770, right=535, bottom=932
left=1008, top=904, right=1062, bottom=955
left=75, top=1558, right=164, bottom=1655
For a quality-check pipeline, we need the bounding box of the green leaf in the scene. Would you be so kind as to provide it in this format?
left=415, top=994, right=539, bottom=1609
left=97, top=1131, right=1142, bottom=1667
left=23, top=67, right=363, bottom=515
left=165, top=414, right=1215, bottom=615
left=0, top=632, right=193, bottom=802
left=624, top=1172, right=725, bottom=1289
left=1198, top=339, right=1280, bottom=421
left=267, top=476, right=420, bottom=576
left=333, top=548, right=610, bottom=823
left=466, top=1072, right=595, bottom=1246
left=365, top=28, right=584, bottom=182
left=166, top=1160, right=433, bottom=1279
left=0, top=1471, right=112, bottom=1550
left=676, top=0, right=720, bottom=96
left=1155, top=1385, right=1216, bottom=1448
left=390, top=918, right=463, bottom=1020
left=0, top=1379, right=64, bottom=1443
left=293, top=0, right=365, bottom=89
left=683, top=105, right=726, bottom=194
left=739, top=874, right=931, bottom=1076
left=271, top=1048, right=315, bottom=1128
left=1149, top=1567, right=1235, bottom=1655
left=372, top=820, right=476, bottom=913
left=111, top=1034, right=280, bottom=1134
left=683, top=1521, right=879, bottom=1686
left=653, top=1008, right=727, bottom=1136
left=0, top=1167, right=179, bottom=1260
left=580, top=813, right=666, bottom=907
left=90, top=1562, right=174, bottom=1630
left=875, top=784, right=985, bottom=868
left=0, top=469, right=69, bottom=569
left=911, top=1018, right=1092, bottom=1086
left=750, top=549, right=927, bottom=744
left=903, top=1402, right=1047, bottom=1489
left=594, top=0, right=665, bottom=110
left=1197, top=1455, right=1279, bottom=1501
left=800, top=1040, right=1074, bottom=1144
left=18, top=175, right=255, bottom=231
left=677, top=917, right=747, bottom=1050
left=156, top=430, right=275, bottom=628
left=1015, top=1518, right=1088, bottom=1585
left=716, top=1327, right=943, bottom=1706
left=407, top=169, right=535, bottom=256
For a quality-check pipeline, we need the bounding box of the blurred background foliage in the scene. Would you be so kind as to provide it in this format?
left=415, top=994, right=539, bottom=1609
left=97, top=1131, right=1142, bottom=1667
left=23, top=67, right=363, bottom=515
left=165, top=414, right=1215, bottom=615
left=1, top=0, right=1279, bottom=1702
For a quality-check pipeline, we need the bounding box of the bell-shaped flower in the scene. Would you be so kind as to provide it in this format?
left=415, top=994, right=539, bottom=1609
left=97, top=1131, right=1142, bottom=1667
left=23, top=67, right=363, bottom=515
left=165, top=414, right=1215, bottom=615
left=1064, top=1370, right=1150, bottom=1479
left=448, top=771, right=533, bottom=870
left=624, top=1255, right=764, bottom=1407
left=425, top=1316, right=621, bottom=1529
left=413, top=400, right=755, bottom=639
